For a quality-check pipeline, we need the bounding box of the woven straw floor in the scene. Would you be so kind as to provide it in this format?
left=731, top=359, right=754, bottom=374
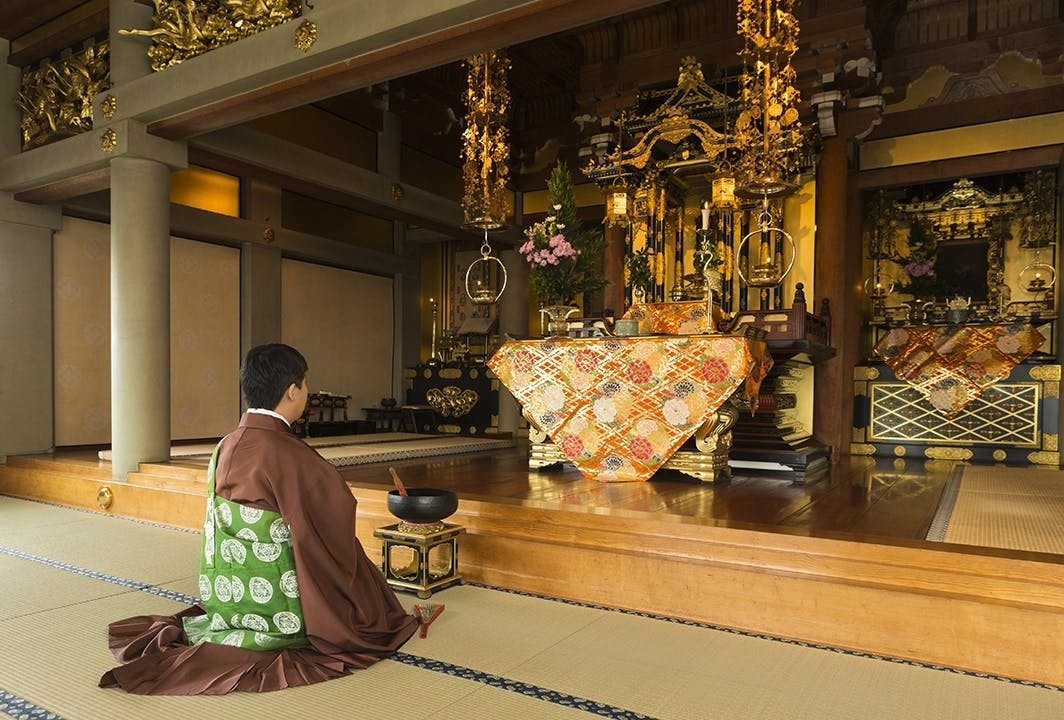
left=1, top=495, right=1061, bottom=720
left=932, top=466, right=1064, bottom=554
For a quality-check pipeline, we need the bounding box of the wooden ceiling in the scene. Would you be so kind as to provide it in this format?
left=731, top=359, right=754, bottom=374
left=0, top=0, right=109, bottom=68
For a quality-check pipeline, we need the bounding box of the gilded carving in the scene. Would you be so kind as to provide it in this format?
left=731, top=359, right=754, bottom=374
left=992, top=449, right=1006, bottom=461
left=120, top=0, right=301, bottom=72
left=1027, top=451, right=1059, bottom=465
left=893, top=445, right=907, bottom=457
left=100, top=128, right=118, bottom=153
left=850, top=443, right=875, bottom=456
left=427, top=386, right=478, bottom=418
left=923, top=446, right=972, bottom=460
left=1030, top=364, right=1062, bottom=382
left=853, top=366, right=880, bottom=381
left=1044, top=432, right=1058, bottom=451
left=18, top=40, right=110, bottom=150
left=294, top=19, right=317, bottom=52
left=100, top=94, right=118, bottom=120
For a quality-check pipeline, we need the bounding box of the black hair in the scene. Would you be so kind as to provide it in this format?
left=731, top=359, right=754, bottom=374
left=240, top=343, right=308, bottom=410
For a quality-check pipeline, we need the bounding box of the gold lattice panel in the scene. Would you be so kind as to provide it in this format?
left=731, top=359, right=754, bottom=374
left=869, top=383, right=1040, bottom=446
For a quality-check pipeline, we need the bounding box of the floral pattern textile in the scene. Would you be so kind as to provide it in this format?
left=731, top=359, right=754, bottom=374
left=621, top=301, right=712, bottom=335
left=874, top=323, right=1044, bottom=415
left=488, top=336, right=772, bottom=482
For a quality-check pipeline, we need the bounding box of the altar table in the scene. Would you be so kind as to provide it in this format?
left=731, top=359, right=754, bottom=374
left=874, top=323, right=1044, bottom=415
left=488, top=335, right=772, bottom=482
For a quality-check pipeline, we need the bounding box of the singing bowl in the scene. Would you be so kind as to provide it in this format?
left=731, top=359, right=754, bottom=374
left=387, top=488, right=459, bottom=523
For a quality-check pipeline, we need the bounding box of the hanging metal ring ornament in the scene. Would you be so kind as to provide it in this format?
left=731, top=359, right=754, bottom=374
left=1019, top=260, right=1056, bottom=293
left=465, top=230, right=508, bottom=304
left=735, top=208, right=796, bottom=288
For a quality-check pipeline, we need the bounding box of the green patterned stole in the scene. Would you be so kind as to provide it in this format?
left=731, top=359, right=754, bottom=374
left=183, top=439, right=308, bottom=650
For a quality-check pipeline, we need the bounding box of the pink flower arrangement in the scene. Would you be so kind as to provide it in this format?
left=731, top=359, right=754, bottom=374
left=519, top=212, right=579, bottom=268
left=519, top=162, right=607, bottom=304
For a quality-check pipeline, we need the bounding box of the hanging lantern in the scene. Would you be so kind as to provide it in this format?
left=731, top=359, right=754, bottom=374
left=710, top=172, right=737, bottom=208
left=461, top=50, right=511, bottom=230
left=605, top=188, right=630, bottom=227
left=733, top=0, right=804, bottom=197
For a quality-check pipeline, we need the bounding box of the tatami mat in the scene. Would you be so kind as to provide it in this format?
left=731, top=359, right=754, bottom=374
left=2, top=494, right=1062, bottom=720
left=96, top=433, right=485, bottom=460
left=939, top=466, right=1064, bottom=554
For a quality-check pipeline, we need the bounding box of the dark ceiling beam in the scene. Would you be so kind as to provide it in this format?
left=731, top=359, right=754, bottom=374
left=6, top=0, right=108, bottom=68
left=0, top=0, right=90, bottom=42
left=857, top=145, right=1064, bottom=190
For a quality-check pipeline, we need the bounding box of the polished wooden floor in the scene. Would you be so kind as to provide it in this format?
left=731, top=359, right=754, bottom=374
left=335, top=448, right=956, bottom=545
left=72, top=439, right=957, bottom=548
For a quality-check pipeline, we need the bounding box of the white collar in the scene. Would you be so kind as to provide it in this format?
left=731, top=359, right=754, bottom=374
left=246, top=407, right=291, bottom=427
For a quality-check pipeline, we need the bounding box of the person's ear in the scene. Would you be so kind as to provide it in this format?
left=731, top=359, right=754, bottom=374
left=286, top=382, right=299, bottom=400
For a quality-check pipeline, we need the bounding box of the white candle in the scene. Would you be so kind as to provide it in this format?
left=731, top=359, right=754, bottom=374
left=701, top=201, right=710, bottom=230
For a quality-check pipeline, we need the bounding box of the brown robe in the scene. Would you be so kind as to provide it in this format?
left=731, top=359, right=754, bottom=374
left=100, top=412, right=419, bottom=694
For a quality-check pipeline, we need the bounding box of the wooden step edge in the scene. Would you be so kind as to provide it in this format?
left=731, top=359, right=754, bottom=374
left=135, top=462, right=208, bottom=481
left=126, top=472, right=208, bottom=494
left=4, top=455, right=111, bottom=479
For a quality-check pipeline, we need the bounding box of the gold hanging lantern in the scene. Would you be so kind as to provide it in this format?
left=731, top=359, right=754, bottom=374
left=710, top=174, right=737, bottom=208
left=605, top=187, right=631, bottom=227
left=734, top=0, right=804, bottom=198
left=461, top=50, right=511, bottom=230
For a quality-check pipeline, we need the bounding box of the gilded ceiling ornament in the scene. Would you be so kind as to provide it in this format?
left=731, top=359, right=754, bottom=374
left=734, top=0, right=806, bottom=197
left=100, top=128, right=119, bottom=153
left=17, top=40, right=111, bottom=150
left=120, top=0, right=302, bottom=72
left=100, top=94, right=118, bottom=120
left=294, top=19, right=317, bottom=52
left=461, top=50, right=511, bottom=230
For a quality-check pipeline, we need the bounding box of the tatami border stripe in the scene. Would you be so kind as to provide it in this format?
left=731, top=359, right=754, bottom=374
left=0, top=546, right=197, bottom=604
left=391, top=653, right=654, bottom=720
left=925, top=464, right=964, bottom=541
left=0, top=689, right=64, bottom=719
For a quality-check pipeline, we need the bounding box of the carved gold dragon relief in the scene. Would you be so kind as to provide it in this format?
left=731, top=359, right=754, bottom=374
left=119, top=0, right=301, bottom=72
left=18, top=40, right=110, bottom=150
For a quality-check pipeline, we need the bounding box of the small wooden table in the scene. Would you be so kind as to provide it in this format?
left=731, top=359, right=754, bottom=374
left=363, top=406, right=403, bottom=431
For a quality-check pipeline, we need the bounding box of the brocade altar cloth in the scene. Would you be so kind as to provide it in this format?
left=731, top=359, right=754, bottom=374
left=874, top=323, right=1044, bottom=415
left=621, top=301, right=711, bottom=335
left=488, top=335, right=772, bottom=482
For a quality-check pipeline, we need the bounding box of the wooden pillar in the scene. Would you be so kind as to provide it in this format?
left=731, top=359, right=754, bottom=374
left=603, top=223, right=627, bottom=318
left=813, top=115, right=863, bottom=459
